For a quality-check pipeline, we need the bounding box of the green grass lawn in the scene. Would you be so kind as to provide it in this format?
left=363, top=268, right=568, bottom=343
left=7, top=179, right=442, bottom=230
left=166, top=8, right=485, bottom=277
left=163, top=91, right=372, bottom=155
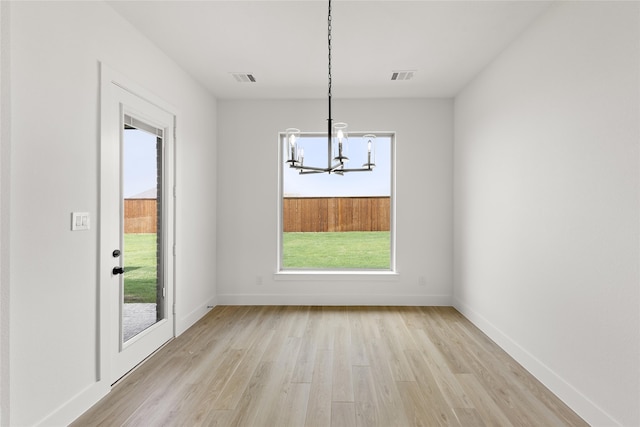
left=283, top=231, right=391, bottom=269
left=123, top=231, right=390, bottom=302
left=124, top=233, right=157, bottom=303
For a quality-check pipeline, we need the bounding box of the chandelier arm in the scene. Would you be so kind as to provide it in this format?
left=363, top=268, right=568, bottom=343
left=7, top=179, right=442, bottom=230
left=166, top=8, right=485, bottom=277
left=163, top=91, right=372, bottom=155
left=299, top=170, right=327, bottom=175
left=291, top=165, right=330, bottom=172
left=337, top=167, right=375, bottom=173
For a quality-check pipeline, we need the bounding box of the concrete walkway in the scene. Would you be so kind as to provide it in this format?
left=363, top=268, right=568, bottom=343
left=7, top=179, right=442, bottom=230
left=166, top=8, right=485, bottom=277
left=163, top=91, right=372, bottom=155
left=123, top=303, right=157, bottom=342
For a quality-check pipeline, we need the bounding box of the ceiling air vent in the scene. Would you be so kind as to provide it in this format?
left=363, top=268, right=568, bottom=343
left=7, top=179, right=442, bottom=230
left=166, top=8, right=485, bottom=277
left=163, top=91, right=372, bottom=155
left=231, top=73, right=256, bottom=83
left=391, top=71, right=415, bottom=81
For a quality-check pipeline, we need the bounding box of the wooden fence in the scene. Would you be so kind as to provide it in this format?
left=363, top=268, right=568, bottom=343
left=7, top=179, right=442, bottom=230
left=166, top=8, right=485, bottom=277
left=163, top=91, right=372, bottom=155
left=125, top=196, right=390, bottom=234
left=283, top=196, right=390, bottom=232
left=124, top=199, right=157, bottom=233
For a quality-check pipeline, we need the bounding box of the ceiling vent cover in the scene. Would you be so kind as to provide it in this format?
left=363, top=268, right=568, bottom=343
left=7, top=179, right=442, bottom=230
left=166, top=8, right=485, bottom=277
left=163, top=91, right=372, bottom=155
left=391, top=71, right=415, bottom=81
left=231, top=73, right=256, bottom=83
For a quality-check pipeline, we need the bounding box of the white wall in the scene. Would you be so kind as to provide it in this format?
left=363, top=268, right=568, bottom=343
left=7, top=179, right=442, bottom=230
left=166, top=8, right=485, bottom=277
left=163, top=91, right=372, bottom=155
left=217, top=99, right=453, bottom=305
left=0, top=2, right=11, bottom=425
left=453, top=2, right=639, bottom=426
left=8, top=2, right=217, bottom=425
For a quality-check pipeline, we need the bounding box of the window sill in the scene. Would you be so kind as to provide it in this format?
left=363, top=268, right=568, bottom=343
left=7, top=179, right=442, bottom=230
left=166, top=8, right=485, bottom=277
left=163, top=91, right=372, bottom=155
left=274, top=270, right=399, bottom=281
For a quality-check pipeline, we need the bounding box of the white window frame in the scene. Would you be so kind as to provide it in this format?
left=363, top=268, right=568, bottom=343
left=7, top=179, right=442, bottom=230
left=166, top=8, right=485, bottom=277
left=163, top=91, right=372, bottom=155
left=276, top=131, right=397, bottom=277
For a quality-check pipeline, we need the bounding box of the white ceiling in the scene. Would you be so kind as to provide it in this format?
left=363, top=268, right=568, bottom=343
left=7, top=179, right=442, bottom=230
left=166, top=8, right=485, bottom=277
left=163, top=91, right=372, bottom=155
left=108, top=1, right=551, bottom=99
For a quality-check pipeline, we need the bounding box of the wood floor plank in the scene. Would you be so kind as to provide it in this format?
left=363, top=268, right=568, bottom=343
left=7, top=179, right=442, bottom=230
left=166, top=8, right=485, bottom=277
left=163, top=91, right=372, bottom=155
left=409, top=327, right=474, bottom=409
left=332, top=324, right=355, bottom=402
left=201, top=409, right=235, bottom=427
left=305, top=381, right=333, bottom=427
left=226, top=305, right=268, bottom=350
left=263, top=382, right=311, bottom=427
left=292, top=335, right=318, bottom=383
left=331, top=402, right=357, bottom=427
left=304, top=349, right=333, bottom=427
left=361, top=339, right=411, bottom=426
left=348, top=307, right=370, bottom=366
left=213, top=328, right=275, bottom=410
left=452, top=408, right=487, bottom=427
left=396, top=381, right=458, bottom=427
left=379, top=309, right=417, bottom=382
left=404, top=349, right=460, bottom=426
left=352, top=366, right=380, bottom=426
left=71, top=306, right=588, bottom=427
left=287, top=305, right=311, bottom=338
left=250, top=336, right=304, bottom=425
left=456, top=373, right=514, bottom=427
left=128, top=381, right=208, bottom=426
left=315, top=307, right=337, bottom=351
left=221, top=361, right=273, bottom=427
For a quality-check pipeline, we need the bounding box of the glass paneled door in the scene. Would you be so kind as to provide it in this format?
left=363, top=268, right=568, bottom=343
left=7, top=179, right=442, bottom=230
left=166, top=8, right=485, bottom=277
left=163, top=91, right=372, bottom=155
left=101, top=68, right=175, bottom=385
left=110, top=107, right=174, bottom=383
left=121, top=115, right=165, bottom=342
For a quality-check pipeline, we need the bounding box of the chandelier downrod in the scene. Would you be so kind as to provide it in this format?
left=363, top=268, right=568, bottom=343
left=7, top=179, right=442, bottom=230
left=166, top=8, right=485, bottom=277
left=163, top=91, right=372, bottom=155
left=327, top=0, right=333, bottom=170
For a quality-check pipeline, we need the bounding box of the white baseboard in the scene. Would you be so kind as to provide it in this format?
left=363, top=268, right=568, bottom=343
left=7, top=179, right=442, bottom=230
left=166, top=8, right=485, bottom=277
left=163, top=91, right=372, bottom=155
left=176, top=295, right=217, bottom=336
left=217, top=293, right=452, bottom=306
left=452, top=297, right=620, bottom=427
left=35, top=380, right=109, bottom=427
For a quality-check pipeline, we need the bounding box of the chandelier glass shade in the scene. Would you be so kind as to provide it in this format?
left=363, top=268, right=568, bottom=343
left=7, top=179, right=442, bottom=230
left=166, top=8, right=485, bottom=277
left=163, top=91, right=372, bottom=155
left=284, top=0, right=375, bottom=175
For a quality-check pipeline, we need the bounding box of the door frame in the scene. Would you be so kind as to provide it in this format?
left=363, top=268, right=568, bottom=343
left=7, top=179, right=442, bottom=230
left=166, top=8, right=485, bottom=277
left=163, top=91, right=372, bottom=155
left=99, top=63, right=177, bottom=385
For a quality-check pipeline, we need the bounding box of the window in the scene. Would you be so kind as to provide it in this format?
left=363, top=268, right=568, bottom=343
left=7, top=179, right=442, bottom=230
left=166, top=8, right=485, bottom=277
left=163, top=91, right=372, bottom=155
left=279, top=132, right=395, bottom=271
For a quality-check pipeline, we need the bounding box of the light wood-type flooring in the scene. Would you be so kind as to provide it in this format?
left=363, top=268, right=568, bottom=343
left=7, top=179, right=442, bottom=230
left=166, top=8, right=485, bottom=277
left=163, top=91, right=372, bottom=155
left=72, top=306, right=588, bottom=426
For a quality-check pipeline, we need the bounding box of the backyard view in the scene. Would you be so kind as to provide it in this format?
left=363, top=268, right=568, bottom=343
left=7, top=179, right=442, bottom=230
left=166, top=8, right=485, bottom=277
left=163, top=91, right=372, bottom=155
left=282, top=134, right=393, bottom=270
left=124, top=233, right=157, bottom=303
left=122, top=124, right=162, bottom=341
left=126, top=230, right=391, bottom=276
left=124, top=133, right=392, bottom=286
left=283, top=231, right=390, bottom=269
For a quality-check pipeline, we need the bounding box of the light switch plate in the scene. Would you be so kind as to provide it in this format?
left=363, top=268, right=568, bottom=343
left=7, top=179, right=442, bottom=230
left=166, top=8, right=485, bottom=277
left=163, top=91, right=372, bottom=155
left=71, top=212, right=90, bottom=231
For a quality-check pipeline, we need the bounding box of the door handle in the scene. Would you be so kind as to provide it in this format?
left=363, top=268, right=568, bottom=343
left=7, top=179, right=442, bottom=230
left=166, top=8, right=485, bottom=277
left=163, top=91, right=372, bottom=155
left=112, top=266, right=125, bottom=275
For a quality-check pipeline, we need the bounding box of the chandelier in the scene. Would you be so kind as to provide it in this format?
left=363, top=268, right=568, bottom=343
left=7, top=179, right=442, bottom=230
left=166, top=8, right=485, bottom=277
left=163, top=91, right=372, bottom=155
left=285, top=0, right=376, bottom=175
